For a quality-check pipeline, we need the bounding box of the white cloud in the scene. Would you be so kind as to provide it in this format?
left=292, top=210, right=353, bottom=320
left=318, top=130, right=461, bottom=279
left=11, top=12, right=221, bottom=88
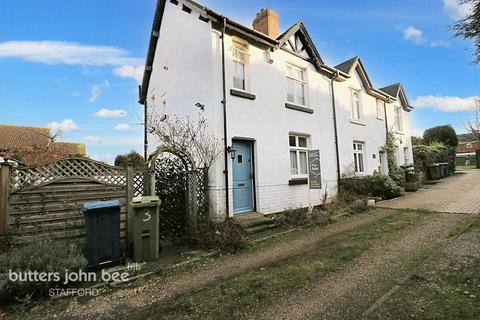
left=88, top=80, right=110, bottom=102
left=92, top=108, right=127, bottom=118
left=443, top=0, right=473, bottom=20
left=90, top=153, right=115, bottom=164
left=0, top=41, right=142, bottom=66
left=114, top=123, right=132, bottom=131
left=46, top=119, right=79, bottom=132
left=84, top=135, right=102, bottom=143
left=113, top=65, right=144, bottom=83
left=429, top=40, right=451, bottom=48
left=411, top=95, right=479, bottom=112
left=402, top=26, right=451, bottom=47
left=89, top=85, right=101, bottom=102
left=403, top=26, right=425, bottom=44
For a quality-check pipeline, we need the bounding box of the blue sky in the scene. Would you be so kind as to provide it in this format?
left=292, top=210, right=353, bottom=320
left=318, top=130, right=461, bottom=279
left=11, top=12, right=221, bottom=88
left=0, top=0, right=478, bottom=163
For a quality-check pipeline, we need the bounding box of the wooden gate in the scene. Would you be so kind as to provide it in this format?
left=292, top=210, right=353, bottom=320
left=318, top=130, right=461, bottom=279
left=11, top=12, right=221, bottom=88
left=0, top=158, right=144, bottom=249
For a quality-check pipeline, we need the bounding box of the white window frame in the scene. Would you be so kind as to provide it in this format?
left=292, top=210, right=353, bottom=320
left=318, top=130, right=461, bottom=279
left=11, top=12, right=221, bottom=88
left=353, top=142, right=365, bottom=174
left=286, top=64, right=307, bottom=106
left=376, top=99, right=385, bottom=120
left=403, top=147, right=409, bottom=165
left=289, top=134, right=309, bottom=178
left=395, top=107, right=403, bottom=132
left=350, top=89, right=361, bottom=120
left=232, top=39, right=249, bottom=91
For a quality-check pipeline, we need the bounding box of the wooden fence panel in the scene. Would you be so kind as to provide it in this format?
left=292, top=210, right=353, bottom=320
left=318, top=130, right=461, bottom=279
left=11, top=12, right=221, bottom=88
left=4, top=158, right=142, bottom=249
left=8, top=179, right=128, bottom=246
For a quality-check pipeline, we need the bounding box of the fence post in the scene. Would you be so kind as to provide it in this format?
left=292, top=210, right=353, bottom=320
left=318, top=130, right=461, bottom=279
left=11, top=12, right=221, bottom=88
left=0, top=164, right=11, bottom=251
left=126, top=166, right=134, bottom=254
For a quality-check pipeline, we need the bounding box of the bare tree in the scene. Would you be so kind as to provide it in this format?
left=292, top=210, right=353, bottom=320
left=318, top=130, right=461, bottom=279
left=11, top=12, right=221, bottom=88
left=465, top=98, right=480, bottom=141
left=147, top=112, right=221, bottom=169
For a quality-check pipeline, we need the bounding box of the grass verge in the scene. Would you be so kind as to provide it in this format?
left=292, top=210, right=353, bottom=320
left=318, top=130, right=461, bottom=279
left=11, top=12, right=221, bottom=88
left=368, top=215, right=480, bottom=320
left=126, top=209, right=433, bottom=320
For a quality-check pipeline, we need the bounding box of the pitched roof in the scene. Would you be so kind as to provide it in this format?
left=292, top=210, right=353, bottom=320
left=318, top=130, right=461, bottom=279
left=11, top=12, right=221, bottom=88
left=0, top=124, right=86, bottom=155
left=139, top=0, right=345, bottom=103
left=276, top=22, right=324, bottom=69
left=334, top=57, right=393, bottom=102
left=379, top=83, right=401, bottom=98
left=334, top=56, right=358, bottom=74
left=379, top=83, right=414, bottom=111
left=51, top=142, right=86, bottom=155
left=0, top=124, right=50, bottom=151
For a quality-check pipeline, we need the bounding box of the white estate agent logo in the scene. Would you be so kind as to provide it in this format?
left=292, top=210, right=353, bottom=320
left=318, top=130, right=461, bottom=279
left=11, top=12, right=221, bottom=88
left=142, top=208, right=151, bottom=222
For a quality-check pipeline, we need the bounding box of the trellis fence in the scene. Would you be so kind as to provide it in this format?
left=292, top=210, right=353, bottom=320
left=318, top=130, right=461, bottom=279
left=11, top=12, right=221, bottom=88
left=0, top=158, right=144, bottom=250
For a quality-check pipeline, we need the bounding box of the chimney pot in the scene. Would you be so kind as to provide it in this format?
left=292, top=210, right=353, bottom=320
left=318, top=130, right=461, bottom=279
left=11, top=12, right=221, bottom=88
left=252, top=8, right=279, bottom=38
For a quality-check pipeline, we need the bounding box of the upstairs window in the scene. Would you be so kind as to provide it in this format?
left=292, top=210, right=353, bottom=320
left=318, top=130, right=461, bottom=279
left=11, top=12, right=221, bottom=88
left=353, top=142, right=365, bottom=173
left=232, top=40, right=248, bottom=90
left=289, top=135, right=308, bottom=177
left=376, top=99, right=385, bottom=120
left=395, top=107, right=403, bottom=131
left=350, top=89, right=361, bottom=120
left=286, top=64, right=306, bottom=106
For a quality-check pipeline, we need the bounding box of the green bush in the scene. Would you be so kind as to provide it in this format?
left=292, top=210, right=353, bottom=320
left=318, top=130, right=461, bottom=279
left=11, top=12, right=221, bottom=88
left=340, top=173, right=402, bottom=200
left=413, top=142, right=456, bottom=176
left=0, top=240, right=86, bottom=304
left=402, top=165, right=419, bottom=183
left=423, top=125, right=458, bottom=147
left=200, top=220, right=248, bottom=254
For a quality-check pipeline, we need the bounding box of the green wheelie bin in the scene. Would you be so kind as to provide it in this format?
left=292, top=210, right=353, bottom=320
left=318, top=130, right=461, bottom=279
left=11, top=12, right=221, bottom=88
left=130, top=196, right=161, bottom=262
left=427, top=164, right=442, bottom=180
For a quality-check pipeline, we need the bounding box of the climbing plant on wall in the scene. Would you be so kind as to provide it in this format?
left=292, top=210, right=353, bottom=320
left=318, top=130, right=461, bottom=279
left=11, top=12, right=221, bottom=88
left=381, top=131, right=405, bottom=186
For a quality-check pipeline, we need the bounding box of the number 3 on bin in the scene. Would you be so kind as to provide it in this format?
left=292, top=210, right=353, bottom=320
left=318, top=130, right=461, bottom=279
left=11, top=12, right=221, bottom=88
left=142, top=209, right=151, bottom=222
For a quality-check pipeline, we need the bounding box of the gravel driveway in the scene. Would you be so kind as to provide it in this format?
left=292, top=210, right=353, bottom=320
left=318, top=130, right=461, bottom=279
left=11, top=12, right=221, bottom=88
left=377, top=170, right=480, bottom=214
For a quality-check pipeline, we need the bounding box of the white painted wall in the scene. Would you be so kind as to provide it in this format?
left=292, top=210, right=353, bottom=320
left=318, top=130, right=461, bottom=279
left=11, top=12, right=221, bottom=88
left=385, top=98, right=414, bottom=166
left=147, top=0, right=414, bottom=219
left=334, top=68, right=389, bottom=176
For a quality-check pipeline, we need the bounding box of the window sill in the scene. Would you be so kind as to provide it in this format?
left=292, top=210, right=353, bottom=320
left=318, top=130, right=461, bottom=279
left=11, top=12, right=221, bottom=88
left=395, top=131, right=405, bottom=135
left=350, top=119, right=366, bottom=126
left=285, top=102, right=314, bottom=114
left=289, top=178, right=308, bottom=185
left=230, top=89, right=256, bottom=100
left=376, top=117, right=385, bottom=121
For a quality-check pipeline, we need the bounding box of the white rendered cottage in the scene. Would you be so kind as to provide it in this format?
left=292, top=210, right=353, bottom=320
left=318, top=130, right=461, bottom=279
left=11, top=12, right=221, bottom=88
left=139, top=0, right=414, bottom=219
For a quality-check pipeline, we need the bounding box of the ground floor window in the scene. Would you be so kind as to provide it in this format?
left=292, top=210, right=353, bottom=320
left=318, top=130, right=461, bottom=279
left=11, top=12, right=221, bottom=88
left=404, top=147, right=409, bottom=165
left=289, top=134, right=308, bottom=177
left=353, top=142, right=365, bottom=173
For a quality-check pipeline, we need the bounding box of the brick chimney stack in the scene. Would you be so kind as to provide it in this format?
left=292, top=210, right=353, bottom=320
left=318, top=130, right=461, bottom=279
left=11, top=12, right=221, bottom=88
left=252, top=8, right=279, bottom=38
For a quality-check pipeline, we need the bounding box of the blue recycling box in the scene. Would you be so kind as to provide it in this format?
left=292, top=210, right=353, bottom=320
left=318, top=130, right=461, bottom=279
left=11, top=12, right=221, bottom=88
left=82, top=200, right=122, bottom=268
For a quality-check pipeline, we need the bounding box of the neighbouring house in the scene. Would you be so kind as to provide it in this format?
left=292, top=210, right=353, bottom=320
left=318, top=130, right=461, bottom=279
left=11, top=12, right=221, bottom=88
left=457, top=140, right=480, bottom=155
left=139, top=0, right=414, bottom=218
left=0, top=124, right=86, bottom=165
left=456, top=140, right=480, bottom=166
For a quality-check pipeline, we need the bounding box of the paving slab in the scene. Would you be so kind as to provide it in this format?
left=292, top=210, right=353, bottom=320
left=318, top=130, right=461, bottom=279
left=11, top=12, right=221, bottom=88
left=377, top=169, right=480, bottom=214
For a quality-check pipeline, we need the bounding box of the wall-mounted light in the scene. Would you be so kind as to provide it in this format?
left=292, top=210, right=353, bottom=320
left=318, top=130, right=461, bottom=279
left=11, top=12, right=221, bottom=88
left=195, top=102, right=205, bottom=111
left=226, top=146, right=237, bottom=160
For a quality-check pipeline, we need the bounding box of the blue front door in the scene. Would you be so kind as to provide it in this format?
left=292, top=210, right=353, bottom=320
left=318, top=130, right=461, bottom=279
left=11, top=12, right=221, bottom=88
left=232, top=140, right=254, bottom=214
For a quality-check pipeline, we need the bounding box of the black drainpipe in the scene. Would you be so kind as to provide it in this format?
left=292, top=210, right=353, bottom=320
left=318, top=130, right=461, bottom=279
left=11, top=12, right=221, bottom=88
left=384, top=99, right=389, bottom=138
left=144, top=99, right=148, bottom=161
left=330, top=71, right=341, bottom=184
left=220, top=17, right=230, bottom=219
